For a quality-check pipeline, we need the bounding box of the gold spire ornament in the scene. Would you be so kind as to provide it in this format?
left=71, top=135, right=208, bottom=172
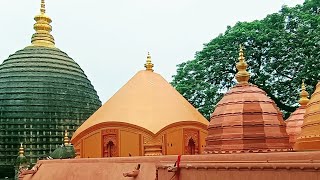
left=235, top=45, right=250, bottom=84
left=299, top=80, right=309, bottom=106
left=64, top=130, right=70, bottom=146
left=19, top=143, right=25, bottom=157
left=31, top=0, right=55, bottom=48
left=40, top=0, right=46, bottom=14
left=144, top=52, right=154, bottom=72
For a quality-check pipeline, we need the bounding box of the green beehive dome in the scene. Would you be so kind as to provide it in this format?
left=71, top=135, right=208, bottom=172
left=0, top=1, right=101, bottom=176
left=0, top=47, right=101, bottom=120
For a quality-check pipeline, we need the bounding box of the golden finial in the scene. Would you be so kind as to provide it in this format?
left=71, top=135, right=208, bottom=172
left=235, top=45, right=250, bottom=84
left=64, top=130, right=70, bottom=146
left=31, top=0, right=55, bottom=48
left=19, top=143, right=25, bottom=157
left=40, top=0, right=46, bottom=14
left=299, top=80, right=309, bottom=106
left=144, top=52, right=154, bottom=72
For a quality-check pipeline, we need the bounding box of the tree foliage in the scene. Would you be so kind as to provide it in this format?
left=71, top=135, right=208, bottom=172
left=172, top=0, right=320, bottom=120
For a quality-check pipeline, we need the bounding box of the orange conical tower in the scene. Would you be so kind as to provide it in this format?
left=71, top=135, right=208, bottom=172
left=294, top=82, right=320, bottom=151
left=286, top=81, right=309, bottom=147
left=71, top=53, right=208, bottom=158
left=205, top=45, right=290, bottom=153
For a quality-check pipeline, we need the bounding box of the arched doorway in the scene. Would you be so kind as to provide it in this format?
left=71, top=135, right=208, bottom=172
left=102, top=129, right=119, bottom=157
left=105, top=141, right=115, bottom=157
left=188, top=138, right=196, bottom=155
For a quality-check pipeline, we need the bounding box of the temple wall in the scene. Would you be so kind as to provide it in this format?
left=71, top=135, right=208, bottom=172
left=120, top=130, right=141, bottom=157
left=75, top=125, right=151, bottom=158
left=82, top=131, right=101, bottom=158
left=21, top=152, right=320, bottom=180
left=161, top=125, right=208, bottom=155
left=74, top=141, right=81, bottom=158
left=158, top=168, right=320, bottom=180
left=166, top=129, right=183, bottom=155
left=72, top=122, right=208, bottom=158
left=199, top=130, right=207, bottom=154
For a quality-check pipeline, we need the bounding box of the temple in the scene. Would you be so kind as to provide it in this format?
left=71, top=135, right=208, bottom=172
left=19, top=46, right=320, bottom=180
left=0, top=0, right=101, bottom=177
left=294, top=81, right=320, bottom=150
left=286, top=81, right=309, bottom=147
left=2, top=1, right=320, bottom=180
left=71, top=53, right=209, bottom=158
left=205, top=45, right=290, bottom=153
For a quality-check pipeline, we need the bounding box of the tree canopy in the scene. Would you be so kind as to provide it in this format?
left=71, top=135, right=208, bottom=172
left=172, top=0, right=320, bottom=120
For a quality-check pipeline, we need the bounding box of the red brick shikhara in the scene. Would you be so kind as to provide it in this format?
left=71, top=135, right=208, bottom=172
left=205, top=45, right=290, bottom=153
left=286, top=107, right=307, bottom=146
left=205, top=83, right=291, bottom=153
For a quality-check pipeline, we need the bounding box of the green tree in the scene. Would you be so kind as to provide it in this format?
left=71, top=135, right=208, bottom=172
left=172, top=0, right=320, bottom=120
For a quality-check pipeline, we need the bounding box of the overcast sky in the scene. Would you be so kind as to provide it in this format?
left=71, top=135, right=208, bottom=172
left=0, top=0, right=304, bottom=103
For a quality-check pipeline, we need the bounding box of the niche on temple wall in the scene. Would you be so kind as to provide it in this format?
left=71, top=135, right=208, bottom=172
left=183, top=129, right=199, bottom=155
left=102, top=129, right=119, bottom=157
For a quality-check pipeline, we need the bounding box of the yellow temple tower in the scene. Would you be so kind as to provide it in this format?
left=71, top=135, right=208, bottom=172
left=295, top=82, right=320, bottom=150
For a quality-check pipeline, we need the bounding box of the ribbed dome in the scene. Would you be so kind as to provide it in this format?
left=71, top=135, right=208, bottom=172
left=286, top=107, right=306, bottom=146
left=0, top=46, right=101, bottom=164
left=205, top=46, right=290, bottom=153
left=295, top=82, right=320, bottom=151
left=205, top=84, right=290, bottom=153
left=0, top=46, right=101, bottom=118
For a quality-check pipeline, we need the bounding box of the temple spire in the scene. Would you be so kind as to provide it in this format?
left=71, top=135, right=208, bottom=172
left=299, top=80, right=309, bottom=106
left=31, top=0, right=55, bottom=48
left=144, top=52, right=154, bottom=72
left=235, top=45, right=250, bottom=84
left=64, top=130, right=70, bottom=146
left=19, top=143, right=25, bottom=157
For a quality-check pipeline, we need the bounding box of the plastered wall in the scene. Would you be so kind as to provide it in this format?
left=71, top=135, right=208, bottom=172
left=83, top=131, right=101, bottom=158
left=166, top=129, right=183, bottom=155
left=76, top=122, right=208, bottom=158
left=120, top=130, right=140, bottom=157
left=199, top=130, right=207, bottom=154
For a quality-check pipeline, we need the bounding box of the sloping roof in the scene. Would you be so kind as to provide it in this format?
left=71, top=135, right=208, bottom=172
left=72, top=70, right=208, bottom=139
